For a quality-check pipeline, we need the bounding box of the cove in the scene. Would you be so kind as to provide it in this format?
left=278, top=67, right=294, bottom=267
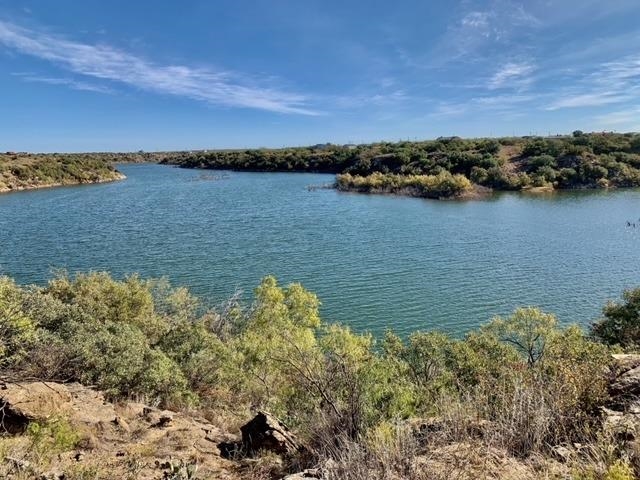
left=1, top=163, right=639, bottom=336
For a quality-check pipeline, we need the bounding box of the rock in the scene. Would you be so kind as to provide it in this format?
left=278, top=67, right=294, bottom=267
left=240, top=411, right=304, bottom=457
left=281, top=469, right=322, bottom=480
left=77, top=433, right=99, bottom=450
left=551, top=445, right=572, bottom=462
left=112, top=415, right=130, bottom=432
left=39, top=471, right=65, bottom=480
left=610, top=365, right=640, bottom=398
left=605, top=353, right=640, bottom=439
left=0, top=381, right=72, bottom=433
left=601, top=407, right=639, bottom=441
left=5, top=456, right=32, bottom=471
left=65, top=383, right=118, bottom=426
left=612, top=354, right=640, bottom=374
left=143, top=406, right=174, bottom=428
left=218, top=440, right=244, bottom=459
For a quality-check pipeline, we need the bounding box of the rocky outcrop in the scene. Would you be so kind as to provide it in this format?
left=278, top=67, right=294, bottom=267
left=610, top=354, right=640, bottom=403
left=0, top=381, right=73, bottom=433
left=603, top=354, right=640, bottom=440
left=240, top=411, right=304, bottom=457
left=0, top=380, right=241, bottom=479
left=219, top=410, right=305, bottom=460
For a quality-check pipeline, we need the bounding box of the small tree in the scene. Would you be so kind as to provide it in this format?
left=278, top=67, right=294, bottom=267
left=483, top=308, right=558, bottom=367
left=591, top=288, right=640, bottom=348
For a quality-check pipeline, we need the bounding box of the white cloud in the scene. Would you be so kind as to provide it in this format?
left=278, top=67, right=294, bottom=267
left=461, top=12, right=491, bottom=31
left=594, top=107, right=640, bottom=126
left=438, top=1, right=540, bottom=59
left=430, top=93, right=536, bottom=118
left=488, top=62, right=535, bottom=89
left=0, top=20, right=317, bottom=115
left=473, top=94, right=535, bottom=106
left=331, top=89, right=409, bottom=109
left=13, top=72, right=114, bottom=94
left=545, top=54, right=640, bottom=110
left=547, top=92, right=631, bottom=110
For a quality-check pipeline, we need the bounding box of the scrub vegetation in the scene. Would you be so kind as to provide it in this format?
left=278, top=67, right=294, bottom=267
left=0, top=153, right=125, bottom=192
left=2, top=272, right=640, bottom=478
left=161, top=131, right=640, bottom=198
left=4, top=131, right=640, bottom=198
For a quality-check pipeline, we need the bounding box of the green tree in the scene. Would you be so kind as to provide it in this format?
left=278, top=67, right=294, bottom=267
left=591, top=287, right=640, bottom=348
left=483, top=308, right=558, bottom=367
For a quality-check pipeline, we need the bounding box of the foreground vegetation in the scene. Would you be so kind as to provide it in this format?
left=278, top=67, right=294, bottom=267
left=0, top=153, right=125, bottom=192
left=161, top=131, right=640, bottom=198
left=2, top=271, right=640, bottom=478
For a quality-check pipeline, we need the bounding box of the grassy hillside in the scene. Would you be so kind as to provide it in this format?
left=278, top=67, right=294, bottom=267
left=2, top=271, right=640, bottom=478
left=0, top=153, right=125, bottom=193
left=161, top=131, right=640, bottom=198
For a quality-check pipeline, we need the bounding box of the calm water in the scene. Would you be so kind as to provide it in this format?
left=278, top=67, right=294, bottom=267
left=1, top=163, right=639, bottom=336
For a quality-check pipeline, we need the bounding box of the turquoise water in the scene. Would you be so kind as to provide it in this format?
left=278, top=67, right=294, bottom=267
left=1, top=163, right=639, bottom=336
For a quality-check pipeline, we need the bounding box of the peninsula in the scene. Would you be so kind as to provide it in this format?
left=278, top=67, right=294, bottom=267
left=0, top=152, right=125, bottom=193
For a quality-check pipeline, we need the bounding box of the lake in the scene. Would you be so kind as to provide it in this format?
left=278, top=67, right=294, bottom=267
left=1, top=163, right=639, bottom=336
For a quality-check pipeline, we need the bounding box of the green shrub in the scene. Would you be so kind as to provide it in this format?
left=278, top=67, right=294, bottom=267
left=604, top=460, right=635, bottom=480
left=0, top=276, right=38, bottom=367
left=27, top=417, right=80, bottom=454
left=591, top=287, right=640, bottom=348
left=336, top=171, right=472, bottom=198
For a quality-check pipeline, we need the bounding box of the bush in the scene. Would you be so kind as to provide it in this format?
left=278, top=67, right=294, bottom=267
left=336, top=171, right=472, bottom=198
left=27, top=417, right=80, bottom=454
left=591, top=288, right=640, bottom=348
left=0, top=276, right=38, bottom=367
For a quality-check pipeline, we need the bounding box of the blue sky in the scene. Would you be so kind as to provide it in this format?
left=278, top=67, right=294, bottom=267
left=0, top=1, right=639, bottom=152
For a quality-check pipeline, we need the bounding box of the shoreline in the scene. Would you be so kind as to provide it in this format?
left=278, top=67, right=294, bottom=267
left=0, top=172, right=126, bottom=194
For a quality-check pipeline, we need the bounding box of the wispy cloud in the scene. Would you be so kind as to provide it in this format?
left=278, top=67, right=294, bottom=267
left=0, top=19, right=317, bottom=115
left=332, top=89, right=409, bottom=109
left=473, top=93, right=536, bottom=106
left=438, top=1, right=540, bottom=60
left=430, top=93, right=535, bottom=118
left=545, top=54, right=640, bottom=110
left=488, top=61, right=535, bottom=89
left=594, top=106, right=640, bottom=126
left=547, top=92, right=631, bottom=110
left=12, top=72, right=114, bottom=94
left=460, top=12, right=491, bottom=32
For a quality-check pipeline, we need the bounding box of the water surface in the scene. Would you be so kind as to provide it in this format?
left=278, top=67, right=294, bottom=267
left=1, top=164, right=639, bottom=336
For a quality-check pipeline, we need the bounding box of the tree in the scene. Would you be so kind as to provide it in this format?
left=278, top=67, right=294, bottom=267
left=483, top=308, right=558, bottom=367
left=591, top=288, right=640, bottom=347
